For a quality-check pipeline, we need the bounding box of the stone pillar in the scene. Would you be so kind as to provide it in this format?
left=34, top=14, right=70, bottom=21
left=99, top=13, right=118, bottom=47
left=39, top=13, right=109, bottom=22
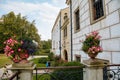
left=9, top=62, right=36, bottom=80
left=83, top=58, right=109, bottom=80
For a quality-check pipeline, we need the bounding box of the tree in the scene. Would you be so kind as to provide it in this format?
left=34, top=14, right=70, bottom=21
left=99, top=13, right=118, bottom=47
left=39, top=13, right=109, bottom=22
left=40, top=39, right=51, bottom=54
left=0, top=12, right=41, bottom=53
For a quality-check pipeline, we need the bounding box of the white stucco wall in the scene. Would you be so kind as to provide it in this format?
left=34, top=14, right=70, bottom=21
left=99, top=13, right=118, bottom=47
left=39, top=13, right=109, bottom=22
left=71, top=0, right=120, bottom=64
left=52, top=18, right=60, bottom=55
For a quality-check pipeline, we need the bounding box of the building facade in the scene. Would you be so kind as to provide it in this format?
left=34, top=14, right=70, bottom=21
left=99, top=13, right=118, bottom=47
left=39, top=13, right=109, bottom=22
left=61, top=8, right=71, bottom=61
left=51, top=8, right=71, bottom=61
left=51, top=13, right=61, bottom=56
left=66, top=0, right=120, bottom=64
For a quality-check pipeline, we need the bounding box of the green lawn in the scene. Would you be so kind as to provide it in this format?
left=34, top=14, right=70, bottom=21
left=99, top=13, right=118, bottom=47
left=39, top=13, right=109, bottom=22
left=0, top=54, right=12, bottom=68
left=30, top=58, right=46, bottom=67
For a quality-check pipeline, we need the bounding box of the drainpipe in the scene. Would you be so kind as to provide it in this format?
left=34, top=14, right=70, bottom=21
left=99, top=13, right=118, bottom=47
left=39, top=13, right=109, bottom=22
left=70, top=0, right=73, bottom=61
left=59, top=12, right=62, bottom=59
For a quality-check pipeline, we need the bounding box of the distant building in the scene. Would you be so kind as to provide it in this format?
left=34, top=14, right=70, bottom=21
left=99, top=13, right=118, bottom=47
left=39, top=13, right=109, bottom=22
left=51, top=8, right=70, bottom=60
left=66, top=0, right=120, bottom=64
left=61, top=8, right=71, bottom=61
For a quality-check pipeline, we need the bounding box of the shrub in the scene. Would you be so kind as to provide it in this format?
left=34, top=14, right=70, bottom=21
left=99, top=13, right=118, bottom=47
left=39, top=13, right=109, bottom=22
left=44, top=49, right=50, bottom=53
left=30, top=58, right=46, bottom=67
left=38, top=57, right=48, bottom=64
left=61, top=61, right=83, bottom=66
left=48, top=52, right=54, bottom=61
left=51, top=62, right=84, bottom=80
left=52, top=59, right=66, bottom=67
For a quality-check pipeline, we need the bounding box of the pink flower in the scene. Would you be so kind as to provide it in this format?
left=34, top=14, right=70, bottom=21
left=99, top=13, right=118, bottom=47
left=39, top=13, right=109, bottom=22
left=3, top=41, right=6, bottom=44
left=10, top=50, right=14, bottom=53
left=4, top=37, right=30, bottom=63
left=18, top=48, right=21, bottom=52
left=21, top=41, right=24, bottom=44
left=99, top=47, right=103, bottom=51
left=25, top=53, right=29, bottom=58
left=13, top=58, right=19, bottom=63
left=14, top=40, right=18, bottom=44
left=95, top=35, right=101, bottom=40
left=8, top=52, right=12, bottom=56
left=91, top=31, right=98, bottom=36
left=5, top=45, right=12, bottom=51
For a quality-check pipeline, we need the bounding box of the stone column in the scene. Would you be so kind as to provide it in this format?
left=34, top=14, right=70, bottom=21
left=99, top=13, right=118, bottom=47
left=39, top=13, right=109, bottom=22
left=83, top=58, right=109, bottom=80
left=9, top=62, right=36, bottom=80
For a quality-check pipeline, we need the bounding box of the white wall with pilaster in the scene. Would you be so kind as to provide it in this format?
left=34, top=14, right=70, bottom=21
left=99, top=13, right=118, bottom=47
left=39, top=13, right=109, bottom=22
left=71, top=0, right=120, bottom=64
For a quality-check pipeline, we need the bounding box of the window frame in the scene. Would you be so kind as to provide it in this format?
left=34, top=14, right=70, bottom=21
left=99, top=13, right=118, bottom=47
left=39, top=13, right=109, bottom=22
left=75, top=54, right=81, bottom=62
left=63, top=26, right=67, bottom=38
left=74, top=7, right=80, bottom=33
left=89, top=0, right=106, bottom=24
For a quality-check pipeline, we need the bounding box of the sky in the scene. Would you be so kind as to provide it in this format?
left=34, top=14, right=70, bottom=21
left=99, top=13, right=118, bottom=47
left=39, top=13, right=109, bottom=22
left=0, top=0, right=67, bottom=40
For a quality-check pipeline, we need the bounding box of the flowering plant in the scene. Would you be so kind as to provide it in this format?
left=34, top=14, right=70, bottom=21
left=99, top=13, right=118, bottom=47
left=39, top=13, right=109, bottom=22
left=82, top=31, right=103, bottom=55
left=4, top=37, right=29, bottom=63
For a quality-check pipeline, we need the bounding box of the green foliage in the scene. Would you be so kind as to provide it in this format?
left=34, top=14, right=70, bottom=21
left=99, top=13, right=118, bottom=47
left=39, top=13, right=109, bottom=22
left=30, top=58, right=46, bottom=67
left=39, top=40, right=51, bottom=54
left=48, top=52, right=54, bottom=61
left=61, top=61, right=83, bottom=66
left=40, top=49, right=50, bottom=53
left=38, top=57, right=48, bottom=64
left=41, top=40, right=51, bottom=49
left=51, top=60, right=65, bottom=67
left=50, top=55, right=63, bottom=67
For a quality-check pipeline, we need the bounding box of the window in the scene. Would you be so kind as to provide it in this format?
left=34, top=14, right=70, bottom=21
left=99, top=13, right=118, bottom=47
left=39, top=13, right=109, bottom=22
left=64, top=27, right=67, bottom=37
left=74, top=8, right=80, bottom=32
left=89, top=0, right=105, bottom=23
left=75, top=55, right=81, bottom=62
left=64, top=13, right=68, bottom=20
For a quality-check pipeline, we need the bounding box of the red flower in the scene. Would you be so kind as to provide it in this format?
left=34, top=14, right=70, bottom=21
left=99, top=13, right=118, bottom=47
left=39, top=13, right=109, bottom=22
left=19, top=53, right=29, bottom=59
left=13, top=58, right=20, bottom=63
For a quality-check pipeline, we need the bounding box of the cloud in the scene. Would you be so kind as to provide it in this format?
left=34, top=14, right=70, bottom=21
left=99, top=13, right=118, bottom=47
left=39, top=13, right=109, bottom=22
left=52, top=0, right=66, bottom=7
left=0, top=0, right=66, bottom=40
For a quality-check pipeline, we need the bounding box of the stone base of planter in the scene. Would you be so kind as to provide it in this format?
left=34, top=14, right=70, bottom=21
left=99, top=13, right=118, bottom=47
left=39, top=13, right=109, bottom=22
left=83, top=58, right=109, bottom=80
left=83, top=58, right=109, bottom=66
left=12, top=61, right=34, bottom=68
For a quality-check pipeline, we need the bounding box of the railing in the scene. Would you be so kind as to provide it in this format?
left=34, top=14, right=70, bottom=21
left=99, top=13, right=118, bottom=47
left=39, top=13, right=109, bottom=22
left=1, top=71, right=20, bottom=80
left=9, top=71, right=20, bottom=80
left=34, top=66, right=84, bottom=80
left=103, top=64, right=120, bottom=80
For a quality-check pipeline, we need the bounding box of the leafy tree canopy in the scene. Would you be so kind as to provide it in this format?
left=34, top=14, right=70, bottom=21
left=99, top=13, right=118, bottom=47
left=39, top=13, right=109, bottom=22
left=0, top=11, right=41, bottom=53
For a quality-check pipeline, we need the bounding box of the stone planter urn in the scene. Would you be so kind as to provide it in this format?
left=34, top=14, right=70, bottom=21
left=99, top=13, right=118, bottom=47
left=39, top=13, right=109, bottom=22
left=88, top=53, right=98, bottom=59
